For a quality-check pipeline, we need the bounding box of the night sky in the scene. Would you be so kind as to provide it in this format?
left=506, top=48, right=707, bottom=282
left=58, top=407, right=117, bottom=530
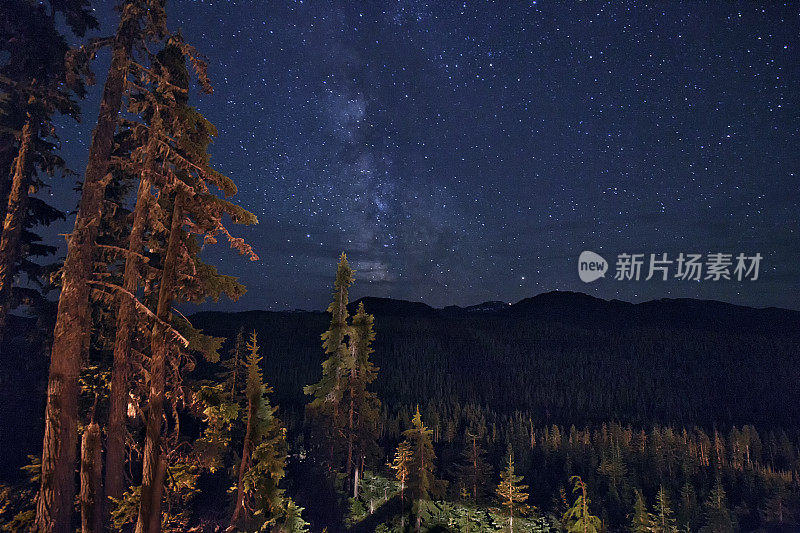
left=55, top=2, right=799, bottom=311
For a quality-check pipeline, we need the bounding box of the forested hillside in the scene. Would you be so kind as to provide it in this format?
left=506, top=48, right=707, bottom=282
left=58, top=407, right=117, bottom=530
left=190, top=292, right=800, bottom=431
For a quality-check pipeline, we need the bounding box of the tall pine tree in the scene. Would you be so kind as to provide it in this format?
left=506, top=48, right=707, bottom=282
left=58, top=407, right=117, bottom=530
left=494, top=451, right=530, bottom=533
left=344, top=301, right=381, bottom=497
left=36, top=2, right=165, bottom=529
left=229, top=331, right=290, bottom=531
left=403, top=406, right=442, bottom=532
left=455, top=431, right=493, bottom=504
left=304, top=253, right=354, bottom=470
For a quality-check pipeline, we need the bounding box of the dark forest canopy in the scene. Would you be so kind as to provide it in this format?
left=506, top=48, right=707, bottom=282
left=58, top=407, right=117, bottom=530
left=188, top=291, right=800, bottom=430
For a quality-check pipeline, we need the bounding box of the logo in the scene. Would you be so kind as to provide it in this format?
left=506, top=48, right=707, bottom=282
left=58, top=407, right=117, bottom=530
left=578, top=251, right=608, bottom=283
left=576, top=251, right=762, bottom=283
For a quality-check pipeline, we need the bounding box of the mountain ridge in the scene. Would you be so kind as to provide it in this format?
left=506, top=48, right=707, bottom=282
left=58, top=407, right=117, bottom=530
left=189, top=290, right=800, bottom=335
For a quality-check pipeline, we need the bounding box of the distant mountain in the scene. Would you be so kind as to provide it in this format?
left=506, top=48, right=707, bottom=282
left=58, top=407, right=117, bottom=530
left=348, top=296, right=435, bottom=317
left=330, top=291, right=800, bottom=334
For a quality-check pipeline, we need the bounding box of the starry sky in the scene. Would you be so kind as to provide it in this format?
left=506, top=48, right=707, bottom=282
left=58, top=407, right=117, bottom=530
left=56, top=1, right=799, bottom=311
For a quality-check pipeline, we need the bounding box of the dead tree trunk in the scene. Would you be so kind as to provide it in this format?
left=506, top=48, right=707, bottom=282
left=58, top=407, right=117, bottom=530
left=135, top=194, right=183, bottom=533
left=0, top=117, right=32, bottom=338
left=36, top=7, right=136, bottom=531
left=105, top=108, right=161, bottom=508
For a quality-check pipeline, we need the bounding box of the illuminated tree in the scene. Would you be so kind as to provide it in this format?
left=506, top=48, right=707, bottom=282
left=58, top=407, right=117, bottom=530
left=494, top=452, right=530, bottom=532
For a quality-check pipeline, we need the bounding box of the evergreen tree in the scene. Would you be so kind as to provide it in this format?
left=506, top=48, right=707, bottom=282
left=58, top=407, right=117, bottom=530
left=345, top=301, right=381, bottom=497
left=652, top=486, right=677, bottom=533
left=304, top=252, right=354, bottom=469
left=36, top=2, right=164, bottom=529
left=229, top=331, right=291, bottom=531
left=630, top=490, right=654, bottom=533
left=760, top=481, right=794, bottom=526
left=677, top=482, right=699, bottom=532
left=403, top=406, right=442, bottom=532
left=279, top=499, right=311, bottom=533
left=455, top=431, right=493, bottom=503
left=116, top=36, right=256, bottom=533
left=701, top=478, right=735, bottom=533
left=494, top=452, right=530, bottom=532
left=221, top=326, right=246, bottom=398
left=563, top=476, right=601, bottom=533
left=0, top=0, right=96, bottom=339
left=391, top=440, right=413, bottom=511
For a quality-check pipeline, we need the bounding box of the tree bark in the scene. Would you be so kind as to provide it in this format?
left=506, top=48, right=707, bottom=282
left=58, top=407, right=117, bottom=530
left=229, top=389, right=256, bottom=530
left=105, top=109, right=160, bottom=509
left=0, top=133, right=17, bottom=223
left=146, top=456, right=167, bottom=533
left=36, top=6, right=136, bottom=531
left=135, top=194, right=183, bottom=533
left=0, top=118, right=32, bottom=338
left=79, top=422, right=103, bottom=533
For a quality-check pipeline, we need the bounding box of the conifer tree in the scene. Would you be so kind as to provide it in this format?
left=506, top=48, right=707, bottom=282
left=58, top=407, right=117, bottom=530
left=0, top=0, right=96, bottom=339
left=345, top=301, right=381, bottom=497
left=221, top=326, right=246, bottom=398
left=677, top=482, right=699, bottom=531
left=701, top=478, right=735, bottom=533
left=390, top=439, right=413, bottom=521
left=113, top=36, right=256, bottom=533
left=563, top=476, right=601, bottom=533
left=630, top=490, right=653, bottom=533
left=36, top=2, right=164, bottom=529
left=228, top=331, right=290, bottom=531
left=403, top=406, right=441, bottom=532
left=455, top=431, right=493, bottom=503
left=280, top=500, right=311, bottom=533
left=304, top=252, right=354, bottom=469
left=760, top=481, right=793, bottom=526
left=494, top=452, right=530, bottom=532
left=652, top=486, right=678, bottom=533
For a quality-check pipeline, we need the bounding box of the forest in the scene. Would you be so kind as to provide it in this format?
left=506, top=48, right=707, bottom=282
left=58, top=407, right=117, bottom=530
left=1, top=1, right=799, bottom=532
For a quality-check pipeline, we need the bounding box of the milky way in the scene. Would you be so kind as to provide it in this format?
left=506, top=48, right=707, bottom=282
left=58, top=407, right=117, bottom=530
left=56, top=2, right=799, bottom=310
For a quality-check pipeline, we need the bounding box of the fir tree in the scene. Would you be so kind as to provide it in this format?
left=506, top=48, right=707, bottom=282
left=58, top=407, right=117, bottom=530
left=455, top=431, right=493, bottom=503
left=563, top=476, right=601, bottom=533
left=221, top=326, right=246, bottom=398
left=403, top=406, right=442, bottom=532
left=677, top=482, right=699, bottom=532
left=630, top=490, right=653, bottom=533
left=0, top=0, right=95, bottom=339
left=304, top=253, right=355, bottom=471
left=229, top=331, right=289, bottom=530
left=701, top=478, right=735, bottom=533
left=391, top=439, right=413, bottom=519
left=36, top=2, right=163, bottom=529
left=652, top=486, right=677, bottom=533
left=345, top=301, right=381, bottom=497
left=760, top=481, right=794, bottom=526
left=494, top=452, right=530, bottom=533
left=116, top=36, right=256, bottom=533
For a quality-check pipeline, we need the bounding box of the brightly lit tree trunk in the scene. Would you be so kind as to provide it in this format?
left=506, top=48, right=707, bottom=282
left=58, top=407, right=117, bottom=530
left=79, top=422, right=102, bottom=533
left=36, top=7, right=136, bottom=530
left=105, top=108, right=161, bottom=507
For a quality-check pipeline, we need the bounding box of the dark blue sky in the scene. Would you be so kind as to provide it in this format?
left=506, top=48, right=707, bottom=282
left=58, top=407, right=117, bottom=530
left=54, top=1, right=799, bottom=311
